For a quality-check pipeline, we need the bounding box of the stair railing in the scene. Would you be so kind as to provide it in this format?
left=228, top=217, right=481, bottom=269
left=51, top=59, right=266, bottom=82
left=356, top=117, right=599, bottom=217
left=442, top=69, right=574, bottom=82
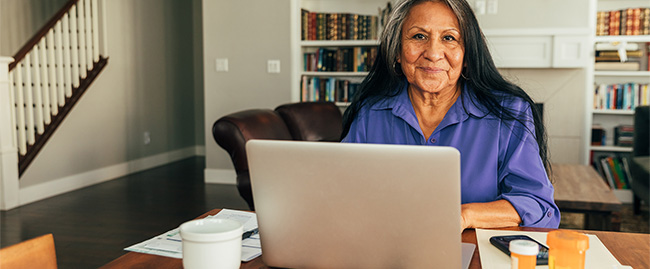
left=0, top=0, right=108, bottom=210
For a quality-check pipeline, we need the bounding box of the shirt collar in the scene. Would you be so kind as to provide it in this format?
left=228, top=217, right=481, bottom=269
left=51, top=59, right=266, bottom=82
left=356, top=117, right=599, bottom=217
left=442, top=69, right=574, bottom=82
left=370, top=83, right=491, bottom=125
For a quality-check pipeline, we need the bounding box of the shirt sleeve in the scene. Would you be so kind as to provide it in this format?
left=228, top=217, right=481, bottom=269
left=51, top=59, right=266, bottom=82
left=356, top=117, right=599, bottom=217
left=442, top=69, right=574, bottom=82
left=497, top=102, right=561, bottom=228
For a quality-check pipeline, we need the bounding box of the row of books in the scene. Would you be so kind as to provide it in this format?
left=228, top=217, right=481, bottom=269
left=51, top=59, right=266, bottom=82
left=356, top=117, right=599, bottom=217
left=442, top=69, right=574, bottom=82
left=614, top=125, right=634, bottom=147
left=593, top=155, right=634, bottom=190
left=300, top=76, right=360, bottom=103
left=596, top=8, right=650, bottom=36
left=303, top=47, right=377, bottom=72
left=593, top=83, right=649, bottom=110
left=591, top=124, right=635, bottom=147
left=301, top=9, right=379, bottom=41
left=594, top=42, right=649, bottom=71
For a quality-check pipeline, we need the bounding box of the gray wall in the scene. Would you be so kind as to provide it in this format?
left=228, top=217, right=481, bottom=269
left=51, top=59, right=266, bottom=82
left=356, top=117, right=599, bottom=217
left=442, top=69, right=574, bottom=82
left=0, top=0, right=69, bottom=56
left=18, top=0, right=203, bottom=187
left=202, top=0, right=293, bottom=173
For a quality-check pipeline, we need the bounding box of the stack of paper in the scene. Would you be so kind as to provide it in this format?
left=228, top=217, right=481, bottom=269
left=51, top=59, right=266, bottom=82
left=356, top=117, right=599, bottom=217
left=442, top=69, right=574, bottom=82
left=475, top=229, right=625, bottom=269
left=124, top=209, right=262, bottom=262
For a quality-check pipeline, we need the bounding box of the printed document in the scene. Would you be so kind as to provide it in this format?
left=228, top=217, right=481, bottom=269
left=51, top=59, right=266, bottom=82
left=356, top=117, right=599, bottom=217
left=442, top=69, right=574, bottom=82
left=124, top=209, right=261, bottom=262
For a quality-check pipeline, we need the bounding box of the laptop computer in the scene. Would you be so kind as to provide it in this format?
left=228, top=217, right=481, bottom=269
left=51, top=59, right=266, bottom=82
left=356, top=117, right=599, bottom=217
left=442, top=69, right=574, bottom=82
left=246, top=140, right=474, bottom=269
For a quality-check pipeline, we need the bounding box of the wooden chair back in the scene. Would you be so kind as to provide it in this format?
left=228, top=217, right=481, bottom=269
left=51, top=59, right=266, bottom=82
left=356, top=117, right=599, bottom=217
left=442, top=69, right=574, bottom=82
left=0, top=234, right=57, bottom=269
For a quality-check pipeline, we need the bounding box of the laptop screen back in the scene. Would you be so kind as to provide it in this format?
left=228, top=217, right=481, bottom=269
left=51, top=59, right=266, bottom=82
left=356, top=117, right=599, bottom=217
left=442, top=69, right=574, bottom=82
left=247, top=140, right=462, bottom=268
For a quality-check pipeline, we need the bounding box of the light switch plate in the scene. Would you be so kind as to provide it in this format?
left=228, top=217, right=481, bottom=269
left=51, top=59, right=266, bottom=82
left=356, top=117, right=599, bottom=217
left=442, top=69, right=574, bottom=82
left=216, top=58, right=228, bottom=72
left=487, top=0, right=498, bottom=14
left=475, top=0, right=486, bottom=15
left=267, top=60, right=281, bottom=73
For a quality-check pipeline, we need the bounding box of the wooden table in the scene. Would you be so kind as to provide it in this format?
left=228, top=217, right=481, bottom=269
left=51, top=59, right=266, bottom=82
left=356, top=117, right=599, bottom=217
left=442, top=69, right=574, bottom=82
left=552, top=163, right=623, bottom=231
left=100, top=209, right=649, bottom=269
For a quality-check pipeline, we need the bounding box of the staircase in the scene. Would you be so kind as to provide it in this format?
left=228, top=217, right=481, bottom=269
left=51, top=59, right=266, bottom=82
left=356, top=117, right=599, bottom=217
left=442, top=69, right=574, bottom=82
left=0, top=0, right=108, bottom=209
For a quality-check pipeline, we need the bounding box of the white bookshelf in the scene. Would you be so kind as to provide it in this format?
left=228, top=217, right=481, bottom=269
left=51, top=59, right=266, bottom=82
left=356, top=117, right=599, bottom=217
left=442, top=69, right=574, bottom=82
left=302, top=71, right=369, bottom=77
left=301, top=40, right=379, bottom=47
left=291, top=0, right=388, bottom=104
left=592, top=109, right=635, bottom=115
left=590, top=145, right=633, bottom=152
left=589, top=0, right=650, bottom=203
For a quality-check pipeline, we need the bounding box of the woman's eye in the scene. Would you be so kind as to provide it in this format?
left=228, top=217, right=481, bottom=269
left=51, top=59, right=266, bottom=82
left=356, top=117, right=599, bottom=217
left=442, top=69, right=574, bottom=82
left=413, top=33, right=426, bottom=40
left=443, top=35, right=457, bottom=41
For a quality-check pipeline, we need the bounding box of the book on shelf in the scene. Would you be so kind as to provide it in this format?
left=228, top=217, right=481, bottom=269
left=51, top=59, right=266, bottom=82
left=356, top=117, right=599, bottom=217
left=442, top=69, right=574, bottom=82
left=594, top=42, right=649, bottom=71
left=594, top=83, right=650, bottom=110
left=594, top=61, right=640, bottom=71
left=593, top=155, right=632, bottom=189
left=614, top=125, right=634, bottom=147
left=301, top=76, right=360, bottom=103
left=596, top=7, right=650, bottom=36
left=595, top=50, right=644, bottom=62
left=301, top=9, right=379, bottom=41
left=595, top=43, right=639, bottom=51
left=591, top=125, right=606, bottom=146
left=304, top=47, right=377, bottom=72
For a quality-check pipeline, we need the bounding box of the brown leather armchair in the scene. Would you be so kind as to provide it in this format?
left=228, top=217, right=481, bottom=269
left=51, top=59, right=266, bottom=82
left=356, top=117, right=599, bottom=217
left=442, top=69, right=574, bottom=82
left=275, top=102, right=343, bottom=142
left=212, top=109, right=293, bottom=210
left=212, top=102, right=343, bottom=210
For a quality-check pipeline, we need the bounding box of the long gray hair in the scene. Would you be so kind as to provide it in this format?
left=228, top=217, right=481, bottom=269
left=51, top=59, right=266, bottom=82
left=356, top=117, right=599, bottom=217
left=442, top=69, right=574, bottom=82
left=342, top=0, right=552, bottom=175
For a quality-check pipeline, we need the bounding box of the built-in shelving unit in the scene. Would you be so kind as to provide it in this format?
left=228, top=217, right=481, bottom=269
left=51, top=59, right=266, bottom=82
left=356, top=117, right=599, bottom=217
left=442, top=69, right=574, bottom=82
left=588, top=0, right=650, bottom=203
left=291, top=0, right=387, bottom=106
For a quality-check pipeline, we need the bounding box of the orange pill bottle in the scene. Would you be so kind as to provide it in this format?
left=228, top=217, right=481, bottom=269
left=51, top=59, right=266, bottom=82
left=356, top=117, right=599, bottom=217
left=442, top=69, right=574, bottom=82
left=509, top=239, right=538, bottom=269
left=547, top=230, right=589, bottom=269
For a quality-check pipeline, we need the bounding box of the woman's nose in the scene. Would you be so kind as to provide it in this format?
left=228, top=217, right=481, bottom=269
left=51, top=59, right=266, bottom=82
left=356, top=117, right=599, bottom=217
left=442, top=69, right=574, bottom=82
left=423, top=39, right=444, bottom=61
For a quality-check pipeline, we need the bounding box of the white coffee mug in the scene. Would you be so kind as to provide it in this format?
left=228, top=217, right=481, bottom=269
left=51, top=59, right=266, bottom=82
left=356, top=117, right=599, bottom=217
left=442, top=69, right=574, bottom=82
left=180, top=218, right=243, bottom=269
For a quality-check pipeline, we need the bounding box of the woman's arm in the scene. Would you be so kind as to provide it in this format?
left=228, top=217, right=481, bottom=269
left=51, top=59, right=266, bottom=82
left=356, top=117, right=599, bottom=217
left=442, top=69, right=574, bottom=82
left=461, top=199, right=521, bottom=230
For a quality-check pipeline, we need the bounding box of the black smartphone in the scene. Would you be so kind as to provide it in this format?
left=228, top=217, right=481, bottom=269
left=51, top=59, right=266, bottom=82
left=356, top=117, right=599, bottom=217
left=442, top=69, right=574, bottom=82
left=489, top=235, right=549, bottom=265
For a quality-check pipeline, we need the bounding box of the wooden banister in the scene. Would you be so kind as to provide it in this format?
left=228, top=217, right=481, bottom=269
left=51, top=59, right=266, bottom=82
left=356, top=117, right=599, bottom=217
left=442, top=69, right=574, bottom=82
left=8, top=0, right=79, bottom=71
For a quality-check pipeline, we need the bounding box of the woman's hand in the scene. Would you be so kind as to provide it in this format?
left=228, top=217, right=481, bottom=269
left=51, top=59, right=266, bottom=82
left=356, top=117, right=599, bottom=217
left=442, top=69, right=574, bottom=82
left=460, top=200, right=522, bottom=232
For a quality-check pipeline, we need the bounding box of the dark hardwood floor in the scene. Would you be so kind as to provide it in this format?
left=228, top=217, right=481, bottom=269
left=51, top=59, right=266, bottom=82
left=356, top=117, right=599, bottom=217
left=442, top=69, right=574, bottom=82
left=0, top=157, right=249, bottom=268
left=1, top=156, right=648, bottom=268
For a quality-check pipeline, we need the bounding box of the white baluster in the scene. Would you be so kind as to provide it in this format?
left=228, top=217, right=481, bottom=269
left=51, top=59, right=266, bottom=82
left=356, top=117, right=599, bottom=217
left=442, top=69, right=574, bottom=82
left=39, top=38, right=52, bottom=125
left=22, top=56, right=35, bottom=145
left=77, top=0, right=87, bottom=79
left=8, top=70, right=17, bottom=149
left=69, top=5, right=80, bottom=90
left=30, top=49, right=44, bottom=135
left=97, top=0, right=107, bottom=57
left=62, top=13, right=73, bottom=100
left=47, top=28, right=59, bottom=116
left=13, top=64, right=26, bottom=155
left=84, top=0, right=93, bottom=69
left=91, top=0, right=100, bottom=62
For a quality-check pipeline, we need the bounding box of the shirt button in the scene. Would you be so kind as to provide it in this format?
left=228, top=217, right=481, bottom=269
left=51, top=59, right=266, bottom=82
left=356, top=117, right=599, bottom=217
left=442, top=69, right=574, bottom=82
left=430, top=138, right=436, bottom=143
left=547, top=212, right=552, bottom=217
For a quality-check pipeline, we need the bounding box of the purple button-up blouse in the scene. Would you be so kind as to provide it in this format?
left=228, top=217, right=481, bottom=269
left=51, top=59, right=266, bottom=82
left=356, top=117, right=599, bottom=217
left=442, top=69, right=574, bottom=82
left=342, top=83, right=560, bottom=228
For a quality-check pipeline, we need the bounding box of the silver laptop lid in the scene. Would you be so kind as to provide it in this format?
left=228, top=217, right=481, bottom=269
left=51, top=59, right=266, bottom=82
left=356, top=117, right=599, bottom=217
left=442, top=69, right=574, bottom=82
left=247, top=140, right=462, bottom=269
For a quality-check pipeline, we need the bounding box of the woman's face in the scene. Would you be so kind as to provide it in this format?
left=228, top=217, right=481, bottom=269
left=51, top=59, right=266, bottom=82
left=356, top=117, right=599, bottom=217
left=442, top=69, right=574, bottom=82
left=398, top=1, right=464, bottom=95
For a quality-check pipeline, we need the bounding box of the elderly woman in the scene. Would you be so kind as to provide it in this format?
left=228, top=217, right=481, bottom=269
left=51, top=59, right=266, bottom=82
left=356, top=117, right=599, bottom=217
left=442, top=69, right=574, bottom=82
left=341, top=0, right=560, bottom=230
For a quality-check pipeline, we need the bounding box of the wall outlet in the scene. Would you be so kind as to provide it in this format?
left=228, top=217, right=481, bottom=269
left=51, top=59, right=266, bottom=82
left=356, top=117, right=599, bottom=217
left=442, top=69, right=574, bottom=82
left=143, top=131, right=151, bottom=145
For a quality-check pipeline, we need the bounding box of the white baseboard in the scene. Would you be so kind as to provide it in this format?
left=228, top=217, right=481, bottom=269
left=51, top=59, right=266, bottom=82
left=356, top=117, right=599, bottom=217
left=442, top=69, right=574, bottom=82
left=204, top=168, right=236, bottom=185
left=18, top=146, right=205, bottom=207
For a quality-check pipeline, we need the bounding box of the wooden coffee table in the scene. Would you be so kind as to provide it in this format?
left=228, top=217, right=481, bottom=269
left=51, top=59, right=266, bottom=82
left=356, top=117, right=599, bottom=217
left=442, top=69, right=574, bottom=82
left=552, top=164, right=623, bottom=231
